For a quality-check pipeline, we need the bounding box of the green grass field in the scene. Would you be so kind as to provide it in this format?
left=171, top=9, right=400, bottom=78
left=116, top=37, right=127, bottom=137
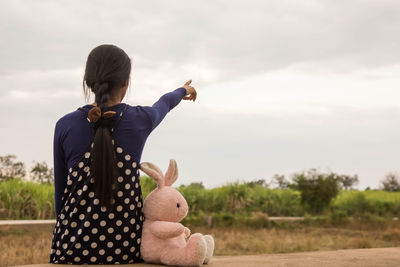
left=1, top=177, right=399, bottom=224
left=0, top=178, right=55, bottom=219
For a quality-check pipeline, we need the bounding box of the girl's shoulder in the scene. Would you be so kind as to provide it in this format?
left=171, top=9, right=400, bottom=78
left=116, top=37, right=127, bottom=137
left=56, top=106, right=88, bottom=128
left=122, top=104, right=154, bottom=129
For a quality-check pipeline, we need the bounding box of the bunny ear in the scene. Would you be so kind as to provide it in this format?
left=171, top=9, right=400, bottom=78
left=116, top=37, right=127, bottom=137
left=140, top=162, right=164, bottom=188
left=164, top=159, right=178, bottom=186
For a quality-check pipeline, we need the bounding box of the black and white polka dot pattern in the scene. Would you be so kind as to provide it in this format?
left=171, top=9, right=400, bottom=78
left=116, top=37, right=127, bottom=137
left=49, top=140, right=145, bottom=264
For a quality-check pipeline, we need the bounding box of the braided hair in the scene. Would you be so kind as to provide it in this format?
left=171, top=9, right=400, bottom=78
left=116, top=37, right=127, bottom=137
left=82, top=44, right=131, bottom=209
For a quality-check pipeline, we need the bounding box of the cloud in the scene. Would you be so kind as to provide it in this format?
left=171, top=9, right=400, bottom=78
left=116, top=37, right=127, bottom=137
left=0, top=0, right=399, bottom=189
left=1, top=0, right=400, bottom=79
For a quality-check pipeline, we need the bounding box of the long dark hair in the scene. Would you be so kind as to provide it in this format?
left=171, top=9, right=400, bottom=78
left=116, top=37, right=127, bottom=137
left=82, top=44, right=131, bottom=209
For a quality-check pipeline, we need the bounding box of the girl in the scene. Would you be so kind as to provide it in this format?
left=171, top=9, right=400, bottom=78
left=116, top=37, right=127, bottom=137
left=49, top=44, right=197, bottom=264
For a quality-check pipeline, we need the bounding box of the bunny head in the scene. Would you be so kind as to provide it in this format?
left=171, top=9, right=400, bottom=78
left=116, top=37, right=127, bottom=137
left=140, top=159, right=188, bottom=222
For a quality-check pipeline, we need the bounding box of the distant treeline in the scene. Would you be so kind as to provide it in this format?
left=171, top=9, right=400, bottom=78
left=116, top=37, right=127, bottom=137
left=1, top=154, right=400, bottom=191
left=1, top=154, right=400, bottom=226
left=1, top=174, right=400, bottom=227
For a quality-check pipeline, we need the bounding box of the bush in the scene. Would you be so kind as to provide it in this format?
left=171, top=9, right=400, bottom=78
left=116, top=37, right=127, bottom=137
left=291, top=169, right=339, bottom=213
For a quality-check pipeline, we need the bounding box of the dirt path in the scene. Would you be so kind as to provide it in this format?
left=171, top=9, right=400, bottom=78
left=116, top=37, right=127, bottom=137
left=19, top=247, right=400, bottom=267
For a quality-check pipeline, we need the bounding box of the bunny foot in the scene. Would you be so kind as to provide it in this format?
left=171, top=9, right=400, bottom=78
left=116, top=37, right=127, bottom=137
left=159, top=233, right=206, bottom=267
left=203, top=235, right=214, bottom=264
left=188, top=233, right=207, bottom=266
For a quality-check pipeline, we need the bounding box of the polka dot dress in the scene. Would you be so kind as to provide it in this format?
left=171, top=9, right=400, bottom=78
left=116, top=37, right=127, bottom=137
left=49, top=104, right=145, bottom=264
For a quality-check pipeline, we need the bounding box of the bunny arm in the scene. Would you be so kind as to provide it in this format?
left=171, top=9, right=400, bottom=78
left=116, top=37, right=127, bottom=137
left=184, top=226, right=191, bottom=238
left=148, top=221, right=185, bottom=239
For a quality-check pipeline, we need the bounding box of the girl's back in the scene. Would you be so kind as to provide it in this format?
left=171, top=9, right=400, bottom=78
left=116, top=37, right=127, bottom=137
left=49, top=44, right=197, bottom=264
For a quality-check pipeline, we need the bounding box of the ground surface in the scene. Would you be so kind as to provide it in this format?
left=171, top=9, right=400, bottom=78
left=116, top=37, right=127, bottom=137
left=17, top=247, right=400, bottom=267
left=2, top=221, right=400, bottom=266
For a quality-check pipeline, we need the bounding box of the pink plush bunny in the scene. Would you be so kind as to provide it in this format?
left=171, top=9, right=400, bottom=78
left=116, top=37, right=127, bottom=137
left=139, top=159, right=214, bottom=267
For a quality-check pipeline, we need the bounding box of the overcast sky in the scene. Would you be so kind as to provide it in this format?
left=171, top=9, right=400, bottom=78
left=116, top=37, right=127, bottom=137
left=1, top=0, right=399, bottom=189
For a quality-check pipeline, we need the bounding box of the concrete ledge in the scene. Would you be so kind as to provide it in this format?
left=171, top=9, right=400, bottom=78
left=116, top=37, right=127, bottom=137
left=0, top=217, right=305, bottom=226
left=0, top=219, right=55, bottom=225
left=2, top=217, right=398, bottom=226
left=17, top=247, right=400, bottom=267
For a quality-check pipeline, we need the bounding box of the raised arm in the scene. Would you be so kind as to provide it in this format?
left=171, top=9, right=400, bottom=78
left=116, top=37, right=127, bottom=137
left=143, top=87, right=186, bottom=131
left=143, top=80, right=197, bottom=132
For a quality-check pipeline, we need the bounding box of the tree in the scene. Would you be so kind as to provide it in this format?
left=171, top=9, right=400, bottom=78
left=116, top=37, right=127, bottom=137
left=381, top=172, right=400, bottom=192
left=30, top=161, right=54, bottom=184
left=337, top=174, right=359, bottom=190
left=291, top=169, right=340, bottom=213
left=244, top=179, right=268, bottom=187
left=271, top=174, right=290, bottom=189
left=187, top=182, right=205, bottom=189
left=0, top=154, right=26, bottom=181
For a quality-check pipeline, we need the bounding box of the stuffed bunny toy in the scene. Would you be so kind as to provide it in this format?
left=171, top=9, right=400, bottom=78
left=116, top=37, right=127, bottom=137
left=139, top=159, right=214, bottom=267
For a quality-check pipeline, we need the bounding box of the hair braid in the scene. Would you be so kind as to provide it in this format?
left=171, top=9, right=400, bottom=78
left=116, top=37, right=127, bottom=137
left=94, top=82, right=110, bottom=111
left=91, top=81, right=118, bottom=209
left=82, top=44, right=131, bottom=210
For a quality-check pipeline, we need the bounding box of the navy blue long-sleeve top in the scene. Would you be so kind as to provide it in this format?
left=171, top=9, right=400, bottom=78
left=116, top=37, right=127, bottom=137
left=53, top=87, right=187, bottom=216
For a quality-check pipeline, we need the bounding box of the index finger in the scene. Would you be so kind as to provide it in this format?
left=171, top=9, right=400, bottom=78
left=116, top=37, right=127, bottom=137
left=185, top=79, right=192, bottom=86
